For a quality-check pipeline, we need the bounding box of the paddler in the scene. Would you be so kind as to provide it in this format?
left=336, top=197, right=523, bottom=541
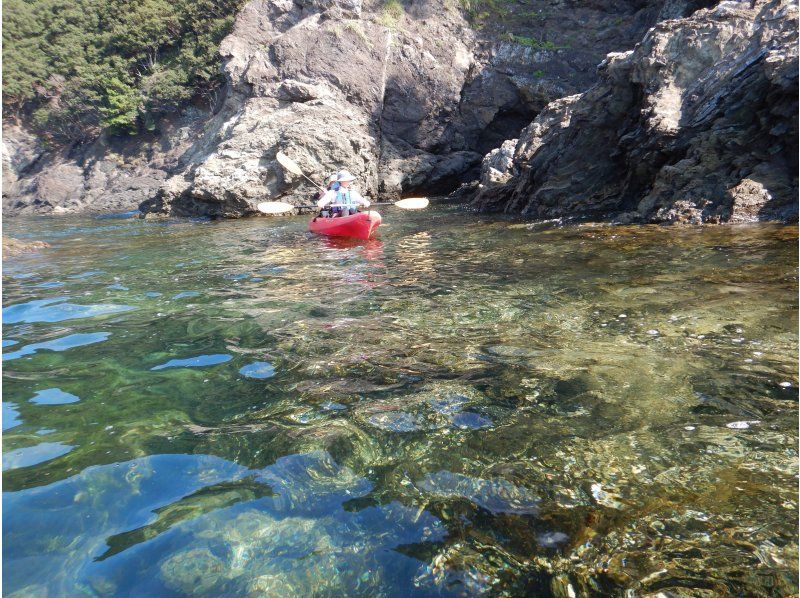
left=317, top=173, right=339, bottom=217
left=317, top=170, right=370, bottom=217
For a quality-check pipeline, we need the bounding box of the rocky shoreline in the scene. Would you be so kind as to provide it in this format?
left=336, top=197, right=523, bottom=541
left=2, top=0, right=797, bottom=224
left=471, top=0, right=799, bottom=224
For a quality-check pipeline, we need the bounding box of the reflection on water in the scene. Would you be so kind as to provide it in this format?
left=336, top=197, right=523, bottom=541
left=3, top=332, right=111, bottom=361
left=2, top=210, right=798, bottom=596
left=3, top=441, right=75, bottom=471
left=2, top=297, right=135, bottom=324
left=28, top=388, right=81, bottom=405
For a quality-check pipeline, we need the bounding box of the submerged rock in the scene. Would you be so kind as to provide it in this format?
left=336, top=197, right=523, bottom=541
left=417, top=470, right=540, bottom=515
left=2, top=237, right=49, bottom=255
left=450, top=411, right=493, bottom=430
left=367, top=411, right=422, bottom=433
left=160, top=548, right=227, bottom=594
left=536, top=531, right=570, bottom=548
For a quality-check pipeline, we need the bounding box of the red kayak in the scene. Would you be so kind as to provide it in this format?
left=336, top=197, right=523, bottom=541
left=308, top=211, right=382, bottom=240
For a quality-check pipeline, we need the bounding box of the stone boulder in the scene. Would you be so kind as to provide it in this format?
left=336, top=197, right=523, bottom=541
left=140, top=96, right=378, bottom=217
left=480, top=138, right=518, bottom=188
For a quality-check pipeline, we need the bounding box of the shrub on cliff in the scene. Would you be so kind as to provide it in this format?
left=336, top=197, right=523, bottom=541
left=2, top=0, right=243, bottom=142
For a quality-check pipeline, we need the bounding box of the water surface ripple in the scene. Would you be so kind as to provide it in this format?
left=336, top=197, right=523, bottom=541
left=2, top=210, right=797, bottom=596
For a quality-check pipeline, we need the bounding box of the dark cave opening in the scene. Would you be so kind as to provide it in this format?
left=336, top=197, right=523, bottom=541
left=475, top=103, right=537, bottom=157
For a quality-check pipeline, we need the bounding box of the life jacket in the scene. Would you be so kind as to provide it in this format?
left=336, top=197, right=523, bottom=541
left=335, top=188, right=354, bottom=206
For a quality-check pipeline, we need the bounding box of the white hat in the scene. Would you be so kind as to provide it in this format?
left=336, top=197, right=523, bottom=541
left=327, top=173, right=338, bottom=183
left=336, top=170, right=356, bottom=182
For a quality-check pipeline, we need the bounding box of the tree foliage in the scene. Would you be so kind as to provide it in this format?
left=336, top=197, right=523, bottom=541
left=3, top=0, right=243, bottom=142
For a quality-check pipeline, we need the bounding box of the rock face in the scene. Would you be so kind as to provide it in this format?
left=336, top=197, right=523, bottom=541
left=472, top=0, right=799, bottom=224
left=4, top=0, right=686, bottom=217
left=3, top=114, right=205, bottom=216
left=143, top=0, right=703, bottom=217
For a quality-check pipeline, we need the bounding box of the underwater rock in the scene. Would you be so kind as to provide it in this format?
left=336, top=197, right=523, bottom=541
left=428, top=394, right=471, bottom=415
left=2, top=237, right=49, bottom=255
left=450, top=412, right=493, bottom=430
left=366, top=411, right=421, bottom=433
left=536, top=531, right=570, bottom=548
left=159, top=548, right=227, bottom=594
left=725, top=420, right=760, bottom=429
left=418, top=470, right=540, bottom=515
left=255, top=451, right=371, bottom=513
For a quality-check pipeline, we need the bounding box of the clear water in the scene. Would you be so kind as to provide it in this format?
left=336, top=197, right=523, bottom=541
left=3, top=209, right=798, bottom=596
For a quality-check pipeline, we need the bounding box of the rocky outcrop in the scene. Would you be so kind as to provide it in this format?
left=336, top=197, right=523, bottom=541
left=140, top=0, right=699, bottom=217
left=2, top=124, right=44, bottom=186
left=4, top=0, right=689, bottom=217
left=2, top=237, right=49, bottom=255
left=2, top=114, right=206, bottom=216
left=472, top=0, right=798, bottom=224
left=7, top=0, right=776, bottom=221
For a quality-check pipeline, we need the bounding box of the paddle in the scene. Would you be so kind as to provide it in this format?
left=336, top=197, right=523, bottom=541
left=275, top=151, right=326, bottom=192
left=265, top=151, right=430, bottom=214
left=257, top=197, right=429, bottom=214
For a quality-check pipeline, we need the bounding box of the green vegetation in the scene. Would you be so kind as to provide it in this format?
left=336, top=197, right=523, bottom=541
left=2, top=0, right=243, bottom=142
left=378, top=0, right=404, bottom=29
left=500, top=32, right=561, bottom=50
left=458, top=0, right=512, bottom=22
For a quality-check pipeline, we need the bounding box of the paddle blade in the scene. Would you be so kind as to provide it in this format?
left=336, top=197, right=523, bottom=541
left=395, top=197, right=429, bottom=210
left=257, top=201, right=295, bottom=214
left=275, top=151, right=304, bottom=176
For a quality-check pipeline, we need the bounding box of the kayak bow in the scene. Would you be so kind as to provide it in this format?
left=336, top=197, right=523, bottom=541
left=308, top=211, right=382, bottom=240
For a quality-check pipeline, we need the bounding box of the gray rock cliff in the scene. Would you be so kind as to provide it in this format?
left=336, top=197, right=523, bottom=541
left=2, top=114, right=205, bottom=216
left=472, top=0, right=798, bottom=224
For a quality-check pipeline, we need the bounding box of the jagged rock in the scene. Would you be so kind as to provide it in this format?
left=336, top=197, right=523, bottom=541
left=277, top=79, right=330, bottom=102
left=472, top=0, right=798, bottom=224
left=2, top=124, right=44, bottom=185
left=141, top=0, right=685, bottom=217
left=728, top=176, right=780, bottom=222
left=140, top=96, right=378, bottom=217
left=480, top=138, right=517, bottom=187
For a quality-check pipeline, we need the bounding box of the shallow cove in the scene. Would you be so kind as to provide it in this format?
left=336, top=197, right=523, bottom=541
left=3, top=208, right=798, bottom=596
